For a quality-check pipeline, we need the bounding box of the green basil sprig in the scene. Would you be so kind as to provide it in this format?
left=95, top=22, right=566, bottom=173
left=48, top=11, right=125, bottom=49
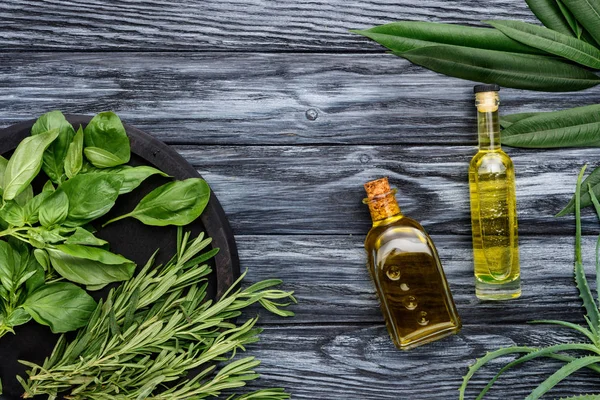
left=31, top=111, right=75, bottom=183
left=104, top=178, right=210, bottom=227
left=83, top=112, right=130, bottom=168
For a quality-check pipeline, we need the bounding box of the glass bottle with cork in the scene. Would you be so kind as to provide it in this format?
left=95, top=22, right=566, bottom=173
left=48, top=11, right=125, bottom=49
left=363, top=177, right=461, bottom=350
left=469, top=84, right=520, bottom=300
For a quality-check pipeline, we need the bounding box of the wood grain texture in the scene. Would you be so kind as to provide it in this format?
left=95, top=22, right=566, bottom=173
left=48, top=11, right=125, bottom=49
left=227, top=324, right=600, bottom=399
left=0, top=1, right=538, bottom=51
left=238, top=234, right=596, bottom=326
left=2, top=53, right=600, bottom=145
left=174, top=144, right=600, bottom=235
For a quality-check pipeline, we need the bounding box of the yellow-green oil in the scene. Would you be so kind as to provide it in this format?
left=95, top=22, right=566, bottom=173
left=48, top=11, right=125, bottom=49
left=363, top=182, right=461, bottom=350
left=469, top=89, right=520, bottom=300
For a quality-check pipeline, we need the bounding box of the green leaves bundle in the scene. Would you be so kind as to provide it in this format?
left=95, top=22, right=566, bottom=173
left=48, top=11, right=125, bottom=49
left=19, top=230, right=296, bottom=400
left=353, top=2, right=600, bottom=91
left=460, top=166, right=600, bottom=399
left=0, top=110, right=213, bottom=338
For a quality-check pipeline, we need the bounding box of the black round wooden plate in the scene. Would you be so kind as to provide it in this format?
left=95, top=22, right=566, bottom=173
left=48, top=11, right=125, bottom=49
left=0, top=115, right=240, bottom=399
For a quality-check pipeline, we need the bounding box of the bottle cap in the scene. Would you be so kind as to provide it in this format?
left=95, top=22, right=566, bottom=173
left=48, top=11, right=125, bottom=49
left=364, top=177, right=391, bottom=199
left=474, top=84, right=500, bottom=93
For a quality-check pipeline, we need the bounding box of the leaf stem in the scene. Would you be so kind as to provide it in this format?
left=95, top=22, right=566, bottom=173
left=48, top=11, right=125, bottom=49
left=101, top=213, right=132, bottom=228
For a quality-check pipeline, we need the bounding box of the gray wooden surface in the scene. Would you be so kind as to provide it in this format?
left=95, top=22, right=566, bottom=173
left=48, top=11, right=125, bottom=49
left=2, top=1, right=600, bottom=399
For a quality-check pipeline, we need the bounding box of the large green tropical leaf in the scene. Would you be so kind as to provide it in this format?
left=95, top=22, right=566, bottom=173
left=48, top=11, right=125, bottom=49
left=561, top=0, right=600, bottom=45
left=396, top=45, right=600, bottom=92
left=352, top=21, right=543, bottom=54
left=487, top=20, right=600, bottom=69
left=499, top=112, right=543, bottom=128
left=501, top=104, right=600, bottom=148
left=525, top=0, right=578, bottom=36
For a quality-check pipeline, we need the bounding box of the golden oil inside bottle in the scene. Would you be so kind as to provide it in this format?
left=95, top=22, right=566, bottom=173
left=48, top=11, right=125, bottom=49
left=469, top=87, right=520, bottom=300
left=363, top=178, right=461, bottom=350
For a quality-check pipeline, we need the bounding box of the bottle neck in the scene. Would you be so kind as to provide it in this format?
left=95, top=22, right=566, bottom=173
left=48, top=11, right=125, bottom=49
left=364, top=190, right=403, bottom=225
left=477, top=109, right=501, bottom=151
left=475, top=91, right=501, bottom=151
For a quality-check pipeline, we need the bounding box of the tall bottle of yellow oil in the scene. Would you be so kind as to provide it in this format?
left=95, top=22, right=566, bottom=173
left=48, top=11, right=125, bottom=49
left=363, top=177, right=461, bottom=350
left=469, top=84, right=520, bottom=300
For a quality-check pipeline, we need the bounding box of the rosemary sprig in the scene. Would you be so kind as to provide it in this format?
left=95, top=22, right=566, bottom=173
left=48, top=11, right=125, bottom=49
left=19, top=230, right=296, bottom=399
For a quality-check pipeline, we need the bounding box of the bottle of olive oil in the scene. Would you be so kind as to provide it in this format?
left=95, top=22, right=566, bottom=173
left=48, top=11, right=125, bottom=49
left=469, top=84, right=520, bottom=300
left=363, top=177, right=461, bottom=350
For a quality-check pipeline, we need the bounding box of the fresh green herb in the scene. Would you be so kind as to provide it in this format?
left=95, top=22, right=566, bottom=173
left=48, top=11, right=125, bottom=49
left=83, top=111, right=131, bottom=168
left=104, top=178, right=210, bottom=227
left=0, top=109, right=214, bottom=340
left=459, top=166, right=600, bottom=399
left=31, top=111, right=75, bottom=183
left=19, top=231, right=295, bottom=399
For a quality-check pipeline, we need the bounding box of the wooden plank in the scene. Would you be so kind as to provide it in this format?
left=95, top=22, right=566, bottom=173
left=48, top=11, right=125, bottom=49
left=238, top=234, right=595, bottom=326
left=229, top=324, right=600, bottom=399
left=176, top=144, right=600, bottom=235
left=0, top=53, right=595, bottom=145
left=0, top=1, right=537, bottom=51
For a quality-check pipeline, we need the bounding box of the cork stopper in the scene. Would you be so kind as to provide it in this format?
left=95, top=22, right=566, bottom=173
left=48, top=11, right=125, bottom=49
left=363, top=177, right=401, bottom=221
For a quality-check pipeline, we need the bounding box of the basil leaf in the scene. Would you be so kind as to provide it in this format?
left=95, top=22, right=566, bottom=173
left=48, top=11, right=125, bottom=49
left=46, top=245, right=135, bottom=287
left=83, top=112, right=130, bottom=168
left=23, top=191, right=53, bottom=225
left=6, top=308, right=31, bottom=327
left=60, top=173, right=123, bottom=226
left=39, top=189, right=69, bottom=227
left=64, top=227, right=108, bottom=247
left=83, top=165, right=169, bottom=194
left=31, top=111, right=75, bottom=183
left=14, top=185, right=33, bottom=207
left=35, top=227, right=66, bottom=244
left=0, top=240, right=21, bottom=292
left=0, top=201, right=26, bottom=227
left=33, top=249, right=50, bottom=271
left=64, top=125, right=84, bottom=179
left=104, top=178, right=210, bottom=227
left=22, top=282, right=96, bottom=333
left=3, top=129, right=59, bottom=201
left=25, top=259, right=45, bottom=295
left=0, top=155, right=8, bottom=194
left=42, top=180, right=55, bottom=192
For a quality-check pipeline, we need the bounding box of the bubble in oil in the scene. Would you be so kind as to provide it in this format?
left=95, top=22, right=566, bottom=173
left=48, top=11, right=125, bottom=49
left=417, top=311, right=429, bottom=326
left=400, top=283, right=409, bottom=291
left=403, top=295, right=417, bottom=310
left=385, top=264, right=401, bottom=281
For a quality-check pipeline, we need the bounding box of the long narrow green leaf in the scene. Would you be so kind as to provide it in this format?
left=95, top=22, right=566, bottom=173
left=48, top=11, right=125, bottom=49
left=352, top=21, right=543, bottom=54
left=525, top=0, right=578, bottom=35
left=486, top=20, right=600, bottom=69
left=459, top=346, right=534, bottom=400
left=575, top=165, right=600, bottom=335
left=558, top=395, right=600, bottom=399
left=559, top=166, right=600, bottom=216
left=502, top=104, right=600, bottom=149
left=561, top=0, right=600, bottom=45
left=476, top=343, right=600, bottom=399
left=530, top=319, right=597, bottom=343
left=396, top=45, right=600, bottom=92
left=588, top=185, right=600, bottom=309
left=525, top=356, right=600, bottom=399
left=500, top=112, right=543, bottom=128
left=557, top=0, right=584, bottom=37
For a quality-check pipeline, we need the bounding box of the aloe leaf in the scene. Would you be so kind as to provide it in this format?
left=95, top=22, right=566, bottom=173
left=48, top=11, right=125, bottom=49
left=525, top=356, right=600, bottom=399
left=500, top=112, right=543, bottom=128
left=486, top=20, right=600, bottom=69
left=476, top=343, right=600, bottom=399
left=459, top=346, right=534, bottom=400
left=502, top=104, right=600, bottom=149
left=574, top=166, right=600, bottom=335
left=352, top=21, right=543, bottom=54
left=525, top=0, right=578, bottom=36
left=531, top=319, right=597, bottom=344
left=395, top=45, right=600, bottom=92
left=587, top=185, right=600, bottom=309
left=559, top=166, right=600, bottom=216
left=561, top=0, right=600, bottom=45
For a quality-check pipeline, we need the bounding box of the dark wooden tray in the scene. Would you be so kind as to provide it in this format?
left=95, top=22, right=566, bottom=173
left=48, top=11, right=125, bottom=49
left=0, top=115, right=240, bottom=399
